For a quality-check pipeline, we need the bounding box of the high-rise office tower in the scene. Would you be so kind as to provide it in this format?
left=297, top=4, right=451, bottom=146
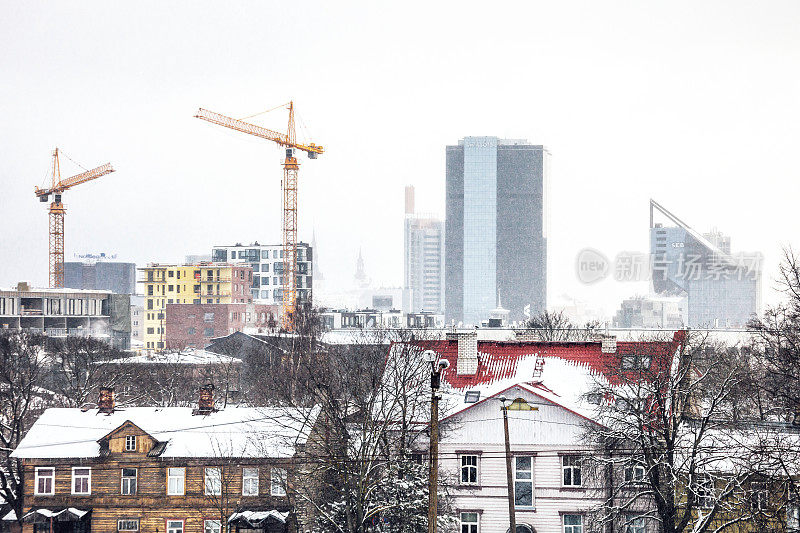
left=404, top=186, right=444, bottom=313
left=649, top=199, right=761, bottom=328
left=445, top=137, right=548, bottom=325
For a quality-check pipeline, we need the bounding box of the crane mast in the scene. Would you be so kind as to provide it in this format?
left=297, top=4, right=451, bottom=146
left=34, top=148, right=115, bottom=287
left=195, top=102, right=323, bottom=331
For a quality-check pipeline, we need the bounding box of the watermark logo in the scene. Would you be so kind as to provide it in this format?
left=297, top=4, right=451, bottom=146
left=576, top=248, right=610, bottom=284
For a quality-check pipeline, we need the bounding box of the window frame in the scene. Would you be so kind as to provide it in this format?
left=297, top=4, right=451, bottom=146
left=167, top=467, right=185, bottom=496
left=270, top=467, right=287, bottom=496
left=165, top=519, right=184, bottom=533
left=124, top=435, right=137, bottom=452
left=121, top=467, right=137, bottom=495
left=694, top=475, right=715, bottom=509
left=624, top=463, right=646, bottom=484
left=513, top=455, right=535, bottom=509
left=34, top=467, right=55, bottom=495
left=624, top=515, right=646, bottom=533
left=203, top=520, right=221, bottom=533
left=749, top=481, right=769, bottom=512
left=242, top=467, right=259, bottom=496
left=71, top=466, right=91, bottom=495
left=117, top=519, right=139, bottom=532
left=561, top=455, right=582, bottom=487
left=460, top=454, right=479, bottom=485
left=562, top=513, right=583, bottom=533
left=459, top=511, right=479, bottom=533
left=205, top=466, right=222, bottom=496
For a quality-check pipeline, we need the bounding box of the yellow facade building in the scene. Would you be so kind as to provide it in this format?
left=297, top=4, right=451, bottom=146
left=138, top=263, right=252, bottom=350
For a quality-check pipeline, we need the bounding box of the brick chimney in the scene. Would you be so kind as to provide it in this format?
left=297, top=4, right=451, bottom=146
left=447, top=331, right=478, bottom=375
left=98, top=387, right=115, bottom=414
left=196, top=384, right=215, bottom=415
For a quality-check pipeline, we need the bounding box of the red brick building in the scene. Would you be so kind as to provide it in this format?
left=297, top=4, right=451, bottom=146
left=165, top=303, right=279, bottom=349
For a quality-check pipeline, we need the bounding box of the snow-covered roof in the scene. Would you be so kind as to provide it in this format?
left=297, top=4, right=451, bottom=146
left=12, top=405, right=320, bottom=459
left=106, top=349, right=241, bottom=365
left=228, top=510, right=289, bottom=525
left=381, top=333, right=684, bottom=425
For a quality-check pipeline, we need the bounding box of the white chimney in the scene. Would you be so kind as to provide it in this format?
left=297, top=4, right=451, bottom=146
left=448, top=331, right=478, bottom=375
left=601, top=336, right=617, bottom=354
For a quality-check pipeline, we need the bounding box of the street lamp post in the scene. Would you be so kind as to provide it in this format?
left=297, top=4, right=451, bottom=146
left=499, top=397, right=537, bottom=533
left=423, top=350, right=449, bottom=533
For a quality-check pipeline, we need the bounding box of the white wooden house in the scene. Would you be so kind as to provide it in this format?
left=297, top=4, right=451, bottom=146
left=386, top=330, right=685, bottom=533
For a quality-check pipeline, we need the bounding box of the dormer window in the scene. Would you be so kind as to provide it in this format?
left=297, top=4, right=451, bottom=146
left=125, top=435, right=137, bottom=452
left=464, top=390, right=481, bottom=404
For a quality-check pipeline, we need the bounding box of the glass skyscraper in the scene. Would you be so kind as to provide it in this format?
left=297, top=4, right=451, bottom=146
left=649, top=199, right=761, bottom=328
left=445, top=137, right=548, bottom=326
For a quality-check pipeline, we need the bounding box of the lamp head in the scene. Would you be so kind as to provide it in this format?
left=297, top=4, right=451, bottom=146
left=438, top=359, right=450, bottom=370
left=422, top=350, right=438, bottom=364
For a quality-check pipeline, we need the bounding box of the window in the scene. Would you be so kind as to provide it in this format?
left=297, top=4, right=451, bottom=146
left=749, top=481, right=768, bottom=512
left=562, top=455, right=582, bottom=486
left=460, top=455, right=478, bottom=484
left=166, top=520, right=183, bottom=533
left=695, top=476, right=715, bottom=509
left=624, top=463, right=646, bottom=484
left=204, top=312, right=214, bottom=322
left=204, top=521, right=221, bottom=533
left=35, top=467, right=54, bottom=495
left=460, top=512, right=478, bottom=533
left=625, top=515, right=646, bottom=533
left=514, top=456, right=534, bottom=508
left=205, top=467, right=221, bottom=495
left=117, top=520, right=139, bottom=532
left=72, top=467, right=91, bottom=494
left=563, top=514, right=583, bottom=533
left=271, top=467, right=287, bottom=496
left=464, top=390, right=481, bottom=403
left=167, top=467, right=185, bottom=495
left=187, top=327, right=195, bottom=335
left=243, top=467, right=259, bottom=496
left=121, top=468, right=137, bottom=495
left=204, top=327, right=214, bottom=337
left=125, top=435, right=137, bottom=452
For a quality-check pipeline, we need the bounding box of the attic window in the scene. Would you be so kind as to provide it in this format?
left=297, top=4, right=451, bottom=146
left=125, top=435, right=137, bottom=452
left=464, top=390, right=481, bottom=404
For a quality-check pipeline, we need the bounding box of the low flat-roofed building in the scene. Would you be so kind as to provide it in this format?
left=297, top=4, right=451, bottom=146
left=0, top=282, right=130, bottom=349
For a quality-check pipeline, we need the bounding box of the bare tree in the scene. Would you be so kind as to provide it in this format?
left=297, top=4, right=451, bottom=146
left=524, top=310, right=603, bottom=341
left=0, top=331, right=48, bottom=525
left=582, top=332, right=777, bottom=533
left=255, top=306, right=455, bottom=533
left=47, top=335, right=129, bottom=407
left=748, top=247, right=800, bottom=422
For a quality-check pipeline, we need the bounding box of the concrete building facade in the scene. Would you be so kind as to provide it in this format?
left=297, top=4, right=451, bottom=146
left=446, top=137, right=548, bottom=326
left=211, top=242, right=312, bottom=307
left=403, top=186, right=444, bottom=314
left=64, top=261, right=136, bottom=294
left=138, top=263, right=252, bottom=351
left=613, top=295, right=686, bottom=329
left=0, top=283, right=131, bottom=349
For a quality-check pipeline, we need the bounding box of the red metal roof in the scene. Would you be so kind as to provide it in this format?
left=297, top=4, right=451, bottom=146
left=410, top=330, right=686, bottom=390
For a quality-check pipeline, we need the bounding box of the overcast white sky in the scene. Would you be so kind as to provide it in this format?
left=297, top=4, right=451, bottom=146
left=1, top=1, right=799, bottom=315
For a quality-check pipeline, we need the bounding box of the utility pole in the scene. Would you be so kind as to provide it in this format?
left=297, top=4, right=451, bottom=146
left=424, top=350, right=448, bottom=533
left=500, top=397, right=537, bottom=533
left=502, top=402, right=516, bottom=533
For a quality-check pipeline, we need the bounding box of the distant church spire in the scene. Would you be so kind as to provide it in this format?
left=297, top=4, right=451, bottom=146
left=354, top=248, right=369, bottom=288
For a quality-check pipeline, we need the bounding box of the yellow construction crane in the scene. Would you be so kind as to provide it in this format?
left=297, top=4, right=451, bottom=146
left=195, top=102, right=323, bottom=331
left=34, top=149, right=115, bottom=288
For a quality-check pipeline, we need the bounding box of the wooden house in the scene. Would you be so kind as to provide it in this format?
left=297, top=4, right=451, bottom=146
left=8, top=388, right=319, bottom=533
